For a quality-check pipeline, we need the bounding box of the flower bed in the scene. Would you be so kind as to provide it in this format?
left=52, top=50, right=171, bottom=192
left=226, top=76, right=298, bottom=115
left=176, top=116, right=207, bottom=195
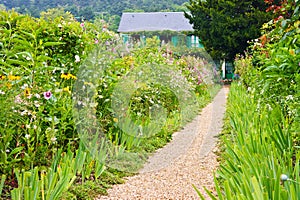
left=0, top=10, right=221, bottom=199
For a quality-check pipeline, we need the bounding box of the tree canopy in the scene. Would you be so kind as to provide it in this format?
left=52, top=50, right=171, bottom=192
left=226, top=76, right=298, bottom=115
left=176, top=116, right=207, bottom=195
left=185, top=0, right=274, bottom=61
left=3, top=0, right=189, bottom=19
left=3, top=0, right=189, bottom=32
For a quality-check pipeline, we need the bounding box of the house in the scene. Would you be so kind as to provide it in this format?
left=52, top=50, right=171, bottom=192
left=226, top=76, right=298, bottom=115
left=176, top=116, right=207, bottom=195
left=117, top=12, right=203, bottom=48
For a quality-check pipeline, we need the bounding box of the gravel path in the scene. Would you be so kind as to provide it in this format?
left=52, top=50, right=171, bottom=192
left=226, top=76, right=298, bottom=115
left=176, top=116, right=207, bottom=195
left=97, top=86, right=229, bottom=200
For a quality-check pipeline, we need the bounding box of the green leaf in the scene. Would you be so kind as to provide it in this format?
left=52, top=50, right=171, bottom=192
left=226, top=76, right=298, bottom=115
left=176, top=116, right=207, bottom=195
left=20, top=30, right=36, bottom=40
left=43, top=42, right=65, bottom=47
left=251, top=176, right=264, bottom=200
left=192, top=184, right=206, bottom=200
left=0, top=174, right=6, bottom=197
left=9, top=147, right=24, bottom=156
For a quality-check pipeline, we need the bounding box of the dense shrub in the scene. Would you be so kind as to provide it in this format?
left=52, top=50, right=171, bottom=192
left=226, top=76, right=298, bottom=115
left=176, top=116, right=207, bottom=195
left=198, top=1, right=299, bottom=199
left=0, top=9, right=220, bottom=199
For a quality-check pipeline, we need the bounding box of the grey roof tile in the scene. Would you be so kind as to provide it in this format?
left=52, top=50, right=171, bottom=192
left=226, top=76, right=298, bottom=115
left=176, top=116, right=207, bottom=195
left=118, top=12, right=194, bottom=32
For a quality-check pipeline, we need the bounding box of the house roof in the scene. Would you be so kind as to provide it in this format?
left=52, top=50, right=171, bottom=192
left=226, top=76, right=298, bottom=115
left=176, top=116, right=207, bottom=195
left=117, top=12, right=194, bottom=33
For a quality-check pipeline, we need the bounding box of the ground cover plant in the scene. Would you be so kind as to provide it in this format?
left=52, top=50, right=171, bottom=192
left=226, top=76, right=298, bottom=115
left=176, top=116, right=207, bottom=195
left=196, top=0, right=299, bottom=199
left=0, top=9, right=221, bottom=199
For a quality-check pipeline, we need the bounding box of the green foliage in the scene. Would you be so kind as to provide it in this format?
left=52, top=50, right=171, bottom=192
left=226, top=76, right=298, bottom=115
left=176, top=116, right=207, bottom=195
left=203, top=83, right=300, bottom=199
left=3, top=0, right=189, bottom=20
left=195, top=1, right=300, bottom=199
left=246, top=0, right=299, bottom=143
left=40, top=7, right=75, bottom=21
left=0, top=8, right=221, bottom=199
left=10, top=143, right=106, bottom=200
left=0, top=9, right=113, bottom=198
left=185, top=0, right=274, bottom=60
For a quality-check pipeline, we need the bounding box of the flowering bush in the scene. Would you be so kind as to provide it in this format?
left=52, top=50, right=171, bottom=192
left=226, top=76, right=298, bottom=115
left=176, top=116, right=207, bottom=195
left=0, top=9, right=116, bottom=197
left=0, top=9, right=220, bottom=199
left=200, top=1, right=300, bottom=199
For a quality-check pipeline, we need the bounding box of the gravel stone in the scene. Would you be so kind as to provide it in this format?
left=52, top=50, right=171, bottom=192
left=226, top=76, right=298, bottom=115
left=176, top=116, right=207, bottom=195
left=97, top=87, right=229, bottom=200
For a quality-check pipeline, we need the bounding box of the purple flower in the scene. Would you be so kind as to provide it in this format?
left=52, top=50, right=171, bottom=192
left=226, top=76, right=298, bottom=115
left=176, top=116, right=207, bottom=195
left=44, top=91, right=52, bottom=100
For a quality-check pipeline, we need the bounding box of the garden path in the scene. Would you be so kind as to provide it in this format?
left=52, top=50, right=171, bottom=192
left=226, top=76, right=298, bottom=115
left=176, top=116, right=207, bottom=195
left=97, top=86, right=229, bottom=200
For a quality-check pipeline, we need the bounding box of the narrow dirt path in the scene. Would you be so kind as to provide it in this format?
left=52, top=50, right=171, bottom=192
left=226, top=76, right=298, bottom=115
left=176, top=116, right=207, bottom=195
left=97, top=86, right=229, bottom=200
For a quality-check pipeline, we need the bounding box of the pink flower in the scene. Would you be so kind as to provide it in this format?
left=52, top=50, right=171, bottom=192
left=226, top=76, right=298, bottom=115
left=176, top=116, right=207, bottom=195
left=95, top=39, right=99, bottom=44
left=44, top=91, right=52, bottom=100
left=80, top=23, right=84, bottom=27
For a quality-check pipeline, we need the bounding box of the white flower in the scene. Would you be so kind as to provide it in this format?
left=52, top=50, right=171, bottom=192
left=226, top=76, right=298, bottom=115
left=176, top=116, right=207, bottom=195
left=0, top=90, right=5, bottom=95
left=35, top=94, right=41, bottom=98
left=280, top=174, right=288, bottom=181
left=15, top=95, right=23, bottom=104
left=33, top=125, right=37, bottom=129
left=25, top=124, right=30, bottom=129
left=25, top=134, right=30, bottom=139
left=51, top=137, right=57, bottom=143
left=46, top=116, right=59, bottom=124
left=286, top=95, right=293, bottom=101
left=34, top=101, right=40, bottom=108
left=21, top=84, right=29, bottom=90
left=6, top=149, right=10, bottom=153
left=266, top=104, right=272, bottom=111
left=90, top=102, right=98, bottom=107
left=20, top=110, right=28, bottom=116
left=75, top=55, right=80, bottom=63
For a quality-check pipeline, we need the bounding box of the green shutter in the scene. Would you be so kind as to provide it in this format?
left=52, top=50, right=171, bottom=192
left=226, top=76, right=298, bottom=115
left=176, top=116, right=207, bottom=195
left=122, top=34, right=129, bottom=43
left=171, top=36, right=178, bottom=47
left=186, top=36, right=191, bottom=48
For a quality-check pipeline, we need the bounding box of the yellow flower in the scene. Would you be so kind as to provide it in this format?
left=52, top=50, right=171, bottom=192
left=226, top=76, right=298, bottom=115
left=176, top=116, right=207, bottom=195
left=69, top=74, right=77, bottom=80
left=61, top=73, right=69, bottom=80
left=0, top=75, right=5, bottom=80
left=61, top=73, right=77, bottom=80
left=84, top=82, right=92, bottom=85
left=5, top=83, right=12, bottom=88
left=113, top=118, right=118, bottom=123
left=24, top=88, right=31, bottom=97
left=8, top=75, right=21, bottom=81
left=62, top=86, right=71, bottom=94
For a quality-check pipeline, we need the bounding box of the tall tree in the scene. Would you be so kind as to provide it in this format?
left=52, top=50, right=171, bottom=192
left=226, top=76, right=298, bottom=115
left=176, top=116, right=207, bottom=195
left=185, top=0, right=274, bottom=61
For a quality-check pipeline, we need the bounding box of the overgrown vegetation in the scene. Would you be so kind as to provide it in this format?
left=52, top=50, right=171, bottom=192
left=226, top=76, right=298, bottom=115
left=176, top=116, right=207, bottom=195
left=1, top=0, right=189, bottom=22
left=0, top=9, right=220, bottom=199
left=196, top=0, right=299, bottom=199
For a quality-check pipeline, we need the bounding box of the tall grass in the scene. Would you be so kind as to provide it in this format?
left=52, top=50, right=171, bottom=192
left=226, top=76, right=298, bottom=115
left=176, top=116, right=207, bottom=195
left=199, top=83, right=299, bottom=199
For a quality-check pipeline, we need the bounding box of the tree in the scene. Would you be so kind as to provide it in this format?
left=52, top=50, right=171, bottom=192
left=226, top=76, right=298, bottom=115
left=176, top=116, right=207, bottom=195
left=40, top=7, right=74, bottom=21
left=185, top=0, right=274, bottom=61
